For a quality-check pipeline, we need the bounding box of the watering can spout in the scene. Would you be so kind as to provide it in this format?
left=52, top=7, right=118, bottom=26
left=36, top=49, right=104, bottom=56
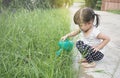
left=56, top=48, right=63, bottom=56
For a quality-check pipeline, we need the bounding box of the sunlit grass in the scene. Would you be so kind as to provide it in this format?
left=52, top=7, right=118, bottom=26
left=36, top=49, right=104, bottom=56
left=0, top=8, right=74, bottom=78
left=74, top=0, right=85, bottom=2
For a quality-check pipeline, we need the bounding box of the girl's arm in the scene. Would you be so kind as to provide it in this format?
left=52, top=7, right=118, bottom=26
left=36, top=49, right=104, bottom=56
left=61, top=29, right=80, bottom=41
left=94, top=33, right=110, bottom=51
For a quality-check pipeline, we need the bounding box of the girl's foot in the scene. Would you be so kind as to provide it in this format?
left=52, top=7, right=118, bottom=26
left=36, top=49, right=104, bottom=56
left=78, top=58, right=87, bottom=63
left=81, top=62, right=96, bottom=68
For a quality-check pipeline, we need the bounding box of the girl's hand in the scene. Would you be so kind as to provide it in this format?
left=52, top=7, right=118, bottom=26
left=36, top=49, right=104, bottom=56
left=60, top=29, right=80, bottom=41
left=61, top=35, right=68, bottom=41
left=92, top=46, right=100, bottom=52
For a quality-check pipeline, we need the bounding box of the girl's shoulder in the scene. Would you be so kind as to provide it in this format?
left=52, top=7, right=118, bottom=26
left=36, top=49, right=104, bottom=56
left=92, top=27, right=101, bottom=37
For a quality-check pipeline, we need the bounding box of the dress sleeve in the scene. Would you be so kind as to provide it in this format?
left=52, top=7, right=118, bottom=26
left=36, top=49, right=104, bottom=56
left=93, top=27, right=101, bottom=37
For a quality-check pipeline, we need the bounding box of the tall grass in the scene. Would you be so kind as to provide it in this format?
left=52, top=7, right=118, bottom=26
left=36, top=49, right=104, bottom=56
left=0, top=8, right=74, bottom=78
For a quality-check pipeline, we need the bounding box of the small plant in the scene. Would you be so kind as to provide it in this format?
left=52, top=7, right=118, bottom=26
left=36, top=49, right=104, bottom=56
left=107, top=10, right=120, bottom=14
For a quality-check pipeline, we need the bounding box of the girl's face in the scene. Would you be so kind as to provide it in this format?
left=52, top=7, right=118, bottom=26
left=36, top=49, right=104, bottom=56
left=80, top=20, right=93, bottom=32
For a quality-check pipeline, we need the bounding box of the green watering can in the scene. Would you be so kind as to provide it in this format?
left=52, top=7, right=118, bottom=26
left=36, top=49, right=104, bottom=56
left=56, top=39, right=74, bottom=56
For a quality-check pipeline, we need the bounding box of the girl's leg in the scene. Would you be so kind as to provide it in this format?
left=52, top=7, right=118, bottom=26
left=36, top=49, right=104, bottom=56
left=76, top=40, right=94, bottom=63
left=81, top=53, right=96, bottom=68
left=76, top=40, right=103, bottom=68
left=77, top=41, right=104, bottom=62
left=78, top=58, right=87, bottom=63
left=91, top=51, right=104, bottom=61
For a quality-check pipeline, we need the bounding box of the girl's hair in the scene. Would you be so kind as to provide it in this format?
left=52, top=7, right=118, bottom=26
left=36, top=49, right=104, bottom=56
left=74, top=7, right=100, bottom=27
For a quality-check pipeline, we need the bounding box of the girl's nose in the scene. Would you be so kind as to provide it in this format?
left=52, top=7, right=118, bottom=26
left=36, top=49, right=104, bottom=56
left=81, top=25, right=85, bottom=29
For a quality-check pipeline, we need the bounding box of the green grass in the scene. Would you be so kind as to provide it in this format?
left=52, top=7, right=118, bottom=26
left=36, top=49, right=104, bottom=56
left=0, top=8, right=74, bottom=78
left=107, top=10, right=120, bottom=14
left=74, top=0, right=85, bottom=2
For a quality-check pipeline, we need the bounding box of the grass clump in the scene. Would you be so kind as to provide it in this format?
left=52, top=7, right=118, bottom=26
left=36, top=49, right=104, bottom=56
left=107, top=10, right=120, bottom=14
left=0, top=8, right=74, bottom=78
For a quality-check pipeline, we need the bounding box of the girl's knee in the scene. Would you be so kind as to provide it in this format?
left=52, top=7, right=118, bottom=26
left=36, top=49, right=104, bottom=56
left=76, top=40, right=84, bottom=50
left=76, top=40, right=84, bottom=46
left=93, top=52, right=104, bottom=61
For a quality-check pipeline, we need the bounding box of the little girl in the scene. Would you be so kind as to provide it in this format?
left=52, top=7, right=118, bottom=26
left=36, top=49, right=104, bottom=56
left=61, top=7, right=110, bottom=68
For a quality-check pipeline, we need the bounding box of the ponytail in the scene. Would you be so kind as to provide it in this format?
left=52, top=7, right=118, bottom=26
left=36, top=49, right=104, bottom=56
left=94, top=14, right=100, bottom=27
